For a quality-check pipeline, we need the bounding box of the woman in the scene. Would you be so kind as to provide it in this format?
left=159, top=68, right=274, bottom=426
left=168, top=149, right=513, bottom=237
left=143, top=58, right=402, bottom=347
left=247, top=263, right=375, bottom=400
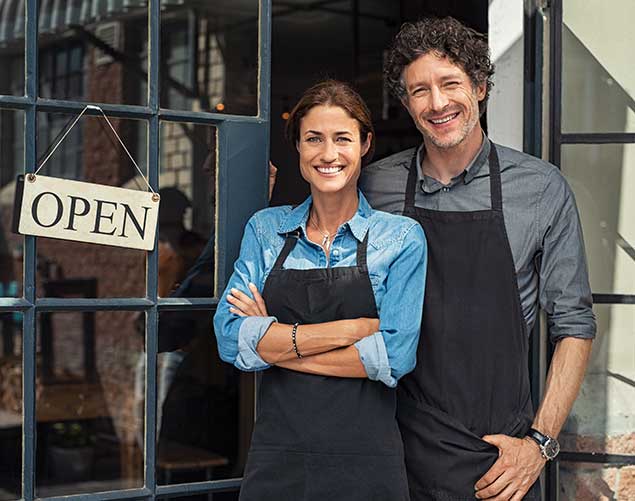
left=213, top=80, right=427, bottom=500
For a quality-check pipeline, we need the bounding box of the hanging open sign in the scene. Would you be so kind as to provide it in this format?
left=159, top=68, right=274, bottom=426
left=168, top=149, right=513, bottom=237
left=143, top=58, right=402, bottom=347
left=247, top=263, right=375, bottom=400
left=15, top=174, right=159, bottom=250
left=12, top=105, right=160, bottom=251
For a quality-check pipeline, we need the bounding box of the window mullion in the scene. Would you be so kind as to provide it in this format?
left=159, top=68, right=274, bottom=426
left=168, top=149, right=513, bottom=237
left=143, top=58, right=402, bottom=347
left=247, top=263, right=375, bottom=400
left=144, top=0, right=161, bottom=496
left=22, top=1, right=38, bottom=500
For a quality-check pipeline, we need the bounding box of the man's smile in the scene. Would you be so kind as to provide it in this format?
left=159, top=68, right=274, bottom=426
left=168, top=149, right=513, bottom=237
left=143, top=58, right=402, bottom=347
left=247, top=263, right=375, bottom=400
left=427, top=112, right=460, bottom=126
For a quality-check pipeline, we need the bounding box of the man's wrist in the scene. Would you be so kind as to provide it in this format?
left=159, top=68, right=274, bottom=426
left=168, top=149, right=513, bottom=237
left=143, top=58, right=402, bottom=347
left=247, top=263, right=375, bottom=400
left=525, top=428, right=560, bottom=460
left=523, top=436, right=545, bottom=459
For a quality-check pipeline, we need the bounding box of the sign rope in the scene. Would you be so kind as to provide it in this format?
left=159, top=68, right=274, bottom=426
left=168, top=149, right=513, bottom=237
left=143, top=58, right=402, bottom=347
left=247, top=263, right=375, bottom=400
left=33, top=104, right=156, bottom=196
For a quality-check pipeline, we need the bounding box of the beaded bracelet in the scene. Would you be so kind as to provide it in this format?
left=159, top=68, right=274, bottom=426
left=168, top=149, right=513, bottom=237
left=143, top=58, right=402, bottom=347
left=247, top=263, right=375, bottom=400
left=291, top=322, right=303, bottom=359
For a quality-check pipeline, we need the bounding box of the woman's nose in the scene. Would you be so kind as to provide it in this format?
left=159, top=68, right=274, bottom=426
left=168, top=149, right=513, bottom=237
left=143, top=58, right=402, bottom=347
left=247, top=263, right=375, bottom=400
left=320, top=140, right=338, bottom=162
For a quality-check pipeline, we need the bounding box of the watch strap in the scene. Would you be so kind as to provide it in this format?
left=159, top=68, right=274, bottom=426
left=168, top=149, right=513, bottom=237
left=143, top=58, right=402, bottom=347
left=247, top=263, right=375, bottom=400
left=526, top=427, right=548, bottom=446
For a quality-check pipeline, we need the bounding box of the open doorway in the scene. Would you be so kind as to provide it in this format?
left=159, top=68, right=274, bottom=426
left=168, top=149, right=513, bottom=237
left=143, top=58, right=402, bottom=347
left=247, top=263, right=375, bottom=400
left=269, top=0, right=488, bottom=206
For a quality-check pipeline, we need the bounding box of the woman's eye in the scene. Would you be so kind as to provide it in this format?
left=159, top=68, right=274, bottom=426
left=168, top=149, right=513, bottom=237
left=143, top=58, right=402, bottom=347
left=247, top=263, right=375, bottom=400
left=306, top=136, right=321, bottom=143
left=336, top=136, right=352, bottom=143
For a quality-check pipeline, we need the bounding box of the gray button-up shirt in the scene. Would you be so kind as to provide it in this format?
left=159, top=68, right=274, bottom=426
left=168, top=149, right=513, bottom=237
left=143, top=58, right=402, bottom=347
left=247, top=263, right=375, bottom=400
left=359, top=138, right=596, bottom=342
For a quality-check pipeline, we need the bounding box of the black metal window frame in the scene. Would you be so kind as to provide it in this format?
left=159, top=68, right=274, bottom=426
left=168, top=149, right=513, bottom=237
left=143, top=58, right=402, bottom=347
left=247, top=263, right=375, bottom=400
left=0, top=0, right=272, bottom=500
left=543, top=0, right=635, bottom=498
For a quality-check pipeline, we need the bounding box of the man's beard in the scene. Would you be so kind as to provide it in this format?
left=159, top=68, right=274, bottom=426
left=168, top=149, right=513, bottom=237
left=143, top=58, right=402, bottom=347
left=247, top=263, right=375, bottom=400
left=423, top=107, right=480, bottom=150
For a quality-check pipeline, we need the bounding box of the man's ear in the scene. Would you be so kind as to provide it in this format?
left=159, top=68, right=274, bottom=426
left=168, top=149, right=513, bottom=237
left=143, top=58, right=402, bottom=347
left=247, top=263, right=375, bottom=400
left=476, top=81, right=487, bottom=101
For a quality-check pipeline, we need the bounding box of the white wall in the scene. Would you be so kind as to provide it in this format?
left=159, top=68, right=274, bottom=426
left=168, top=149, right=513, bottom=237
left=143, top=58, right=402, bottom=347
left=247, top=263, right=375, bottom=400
left=487, top=0, right=524, bottom=150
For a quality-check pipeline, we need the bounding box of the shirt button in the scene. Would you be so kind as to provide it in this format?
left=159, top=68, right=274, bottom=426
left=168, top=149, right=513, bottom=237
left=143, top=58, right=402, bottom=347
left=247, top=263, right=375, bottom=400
left=442, top=187, right=450, bottom=192
left=332, top=249, right=340, bottom=256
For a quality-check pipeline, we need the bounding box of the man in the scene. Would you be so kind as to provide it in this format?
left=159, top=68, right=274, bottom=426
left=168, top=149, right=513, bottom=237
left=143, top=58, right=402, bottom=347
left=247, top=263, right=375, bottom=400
left=359, top=17, right=595, bottom=501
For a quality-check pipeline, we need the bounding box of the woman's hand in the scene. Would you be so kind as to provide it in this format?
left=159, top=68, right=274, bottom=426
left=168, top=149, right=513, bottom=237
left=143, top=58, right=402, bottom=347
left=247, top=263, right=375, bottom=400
left=227, top=283, right=269, bottom=317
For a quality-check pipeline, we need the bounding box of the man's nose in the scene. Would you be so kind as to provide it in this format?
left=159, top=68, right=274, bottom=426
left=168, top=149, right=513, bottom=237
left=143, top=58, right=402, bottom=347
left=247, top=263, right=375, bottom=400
left=429, top=87, right=449, bottom=112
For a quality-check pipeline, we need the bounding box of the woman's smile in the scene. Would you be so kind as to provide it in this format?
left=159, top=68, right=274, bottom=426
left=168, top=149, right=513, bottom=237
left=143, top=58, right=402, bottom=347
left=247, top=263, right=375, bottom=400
left=314, top=164, right=345, bottom=176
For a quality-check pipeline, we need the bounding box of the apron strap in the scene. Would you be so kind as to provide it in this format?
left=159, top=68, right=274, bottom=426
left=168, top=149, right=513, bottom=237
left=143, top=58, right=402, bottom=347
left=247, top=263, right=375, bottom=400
left=273, top=229, right=370, bottom=271
left=488, top=143, right=503, bottom=212
left=403, top=141, right=504, bottom=213
left=356, top=232, right=370, bottom=269
left=272, top=231, right=300, bottom=270
left=403, top=150, right=419, bottom=213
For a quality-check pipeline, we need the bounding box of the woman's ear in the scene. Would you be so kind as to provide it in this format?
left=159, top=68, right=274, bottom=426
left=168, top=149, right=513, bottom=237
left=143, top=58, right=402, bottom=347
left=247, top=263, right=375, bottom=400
left=296, top=140, right=300, bottom=153
left=361, top=133, right=372, bottom=157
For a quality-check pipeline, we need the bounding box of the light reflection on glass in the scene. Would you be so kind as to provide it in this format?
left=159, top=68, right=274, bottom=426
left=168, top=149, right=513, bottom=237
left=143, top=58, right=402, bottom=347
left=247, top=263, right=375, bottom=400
left=160, top=0, right=259, bottom=115
left=38, top=2, right=148, bottom=106
left=35, top=311, right=144, bottom=497
left=158, top=122, right=216, bottom=298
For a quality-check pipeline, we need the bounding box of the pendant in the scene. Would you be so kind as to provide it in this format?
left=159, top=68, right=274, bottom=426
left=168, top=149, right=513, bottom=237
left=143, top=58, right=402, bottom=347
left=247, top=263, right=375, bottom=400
left=322, top=235, right=330, bottom=251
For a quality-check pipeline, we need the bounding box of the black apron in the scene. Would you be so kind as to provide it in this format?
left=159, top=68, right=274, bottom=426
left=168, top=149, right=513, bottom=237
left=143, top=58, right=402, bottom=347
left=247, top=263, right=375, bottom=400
left=397, top=143, right=540, bottom=500
left=239, top=231, right=410, bottom=501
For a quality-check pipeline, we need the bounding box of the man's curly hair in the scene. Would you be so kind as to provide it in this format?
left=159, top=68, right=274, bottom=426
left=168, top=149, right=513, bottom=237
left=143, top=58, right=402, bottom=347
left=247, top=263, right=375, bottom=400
left=384, top=17, right=495, bottom=116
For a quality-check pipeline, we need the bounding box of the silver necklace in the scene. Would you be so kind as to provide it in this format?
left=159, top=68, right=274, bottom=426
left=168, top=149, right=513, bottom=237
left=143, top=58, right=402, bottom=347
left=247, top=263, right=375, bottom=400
left=310, top=212, right=331, bottom=251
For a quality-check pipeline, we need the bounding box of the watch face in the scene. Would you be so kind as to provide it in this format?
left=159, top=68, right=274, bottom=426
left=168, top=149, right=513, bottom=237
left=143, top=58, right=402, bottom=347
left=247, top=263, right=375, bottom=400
left=544, top=438, right=560, bottom=459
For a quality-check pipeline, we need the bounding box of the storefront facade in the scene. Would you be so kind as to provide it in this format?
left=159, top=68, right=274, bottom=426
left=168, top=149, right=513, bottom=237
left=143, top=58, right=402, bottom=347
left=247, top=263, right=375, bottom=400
left=0, top=1, right=632, bottom=500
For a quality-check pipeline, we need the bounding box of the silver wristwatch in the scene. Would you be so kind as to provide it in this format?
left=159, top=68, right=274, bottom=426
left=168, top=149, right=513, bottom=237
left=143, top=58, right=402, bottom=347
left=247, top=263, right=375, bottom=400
left=526, top=428, right=560, bottom=460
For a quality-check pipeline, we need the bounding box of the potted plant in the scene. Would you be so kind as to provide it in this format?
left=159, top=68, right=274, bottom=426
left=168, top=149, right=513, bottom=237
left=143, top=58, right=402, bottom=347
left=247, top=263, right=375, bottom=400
left=47, top=421, right=96, bottom=482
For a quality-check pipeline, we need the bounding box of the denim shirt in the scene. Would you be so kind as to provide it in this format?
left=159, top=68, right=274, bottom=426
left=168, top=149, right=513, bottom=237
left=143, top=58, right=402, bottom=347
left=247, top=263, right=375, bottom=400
left=213, top=192, right=427, bottom=387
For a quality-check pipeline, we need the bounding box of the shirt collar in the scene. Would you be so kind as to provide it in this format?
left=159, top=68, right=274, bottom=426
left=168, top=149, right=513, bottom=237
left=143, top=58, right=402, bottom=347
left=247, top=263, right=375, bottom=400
left=416, top=134, right=491, bottom=193
left=277, top=190, right=372, bottom=242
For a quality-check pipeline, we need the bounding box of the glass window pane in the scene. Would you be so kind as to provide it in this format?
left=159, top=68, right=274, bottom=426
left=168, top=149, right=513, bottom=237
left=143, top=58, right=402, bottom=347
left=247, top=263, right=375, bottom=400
left=561, top=304, right=635, bottom=456
left=0, top=109, right=24, bottom=298
left=0, top=1, right=25, bottom=96
left=38, top=2, right=148, bottom=106
left=0, top=312, right=22, bottom=500
left=157, top=311, right=253, bottom=485
left=559, top=461, right=634, bottom=500
left=160, top=0, right=258, bottom=115
left=159, top=494, right=239, bottom=501
left=35, top=112, right=148, bottom=298
left=36, top=311, right=144, bottom=497
left=561, top=144, right=635, bottom=295
left=562, top=1, right=635, bottom=133
left=159, top=122, right=215, bottom=298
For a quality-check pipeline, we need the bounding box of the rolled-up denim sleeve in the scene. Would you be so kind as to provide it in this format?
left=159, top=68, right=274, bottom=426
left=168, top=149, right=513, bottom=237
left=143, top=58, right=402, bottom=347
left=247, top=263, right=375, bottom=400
left=355, top=222, right=427, bottom=387
left=213, top=215, right=276, bottom=371
left=354, top=333, right=394, bottom=386
left=236, top=316, right=276, bottom=371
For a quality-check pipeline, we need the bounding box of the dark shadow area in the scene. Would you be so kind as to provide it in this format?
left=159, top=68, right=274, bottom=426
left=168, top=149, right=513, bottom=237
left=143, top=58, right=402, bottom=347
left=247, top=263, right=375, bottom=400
left=269, top=0, right=488, bottom=206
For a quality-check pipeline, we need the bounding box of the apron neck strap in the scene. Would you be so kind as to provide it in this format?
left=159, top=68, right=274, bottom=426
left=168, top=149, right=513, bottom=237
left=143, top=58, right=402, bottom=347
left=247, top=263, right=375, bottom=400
left=356, top=232, right=369, bottom=269
left=272, top=229, right=370, bottom=270
left=404, top=150, right=419, bottom=212
left=404, top=140, right=504, bottom=212
left=272, top=230, right=300, bottom=270
left=488, top=144, right=503, bottom=212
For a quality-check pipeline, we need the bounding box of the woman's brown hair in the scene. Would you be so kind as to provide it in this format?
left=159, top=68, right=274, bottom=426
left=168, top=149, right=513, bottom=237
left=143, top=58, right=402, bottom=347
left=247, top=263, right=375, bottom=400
left=285, top=80, right=375, bottom=166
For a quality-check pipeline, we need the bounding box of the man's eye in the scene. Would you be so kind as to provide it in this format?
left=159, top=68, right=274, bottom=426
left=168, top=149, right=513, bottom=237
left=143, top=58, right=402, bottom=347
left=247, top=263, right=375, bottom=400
left=444, top=81, right=460, bottom=88
left=412, top=87, right=429, bottom=96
